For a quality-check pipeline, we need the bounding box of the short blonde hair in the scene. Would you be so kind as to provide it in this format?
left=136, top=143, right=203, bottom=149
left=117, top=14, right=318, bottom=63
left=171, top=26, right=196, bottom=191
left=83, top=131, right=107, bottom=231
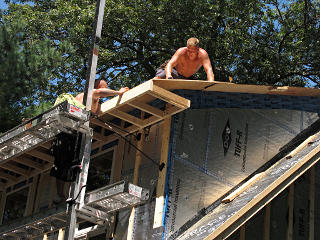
left=187, top=38, right=199, bottom=47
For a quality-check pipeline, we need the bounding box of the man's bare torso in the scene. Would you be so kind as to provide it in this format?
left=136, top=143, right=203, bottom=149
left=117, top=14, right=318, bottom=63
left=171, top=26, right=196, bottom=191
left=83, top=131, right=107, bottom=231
left=75, top=92, right=100, bottom=113
left=174, top=47, right=205, bottom=77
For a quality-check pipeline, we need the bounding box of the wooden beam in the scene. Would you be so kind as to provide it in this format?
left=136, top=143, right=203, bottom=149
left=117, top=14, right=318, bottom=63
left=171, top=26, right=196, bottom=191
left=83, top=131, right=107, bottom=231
left=127, top=100, right=165, bottom=118
left=287, top=184, right=294, bottom=240
left=91, top=134, right=120, bottom=150
left=34, top=173, right=46, bottom=213
left=151, top=79, right=320, bottom=97
left=25, top=174, right=39, bottom=216
left=108, top=109, right=144, bottom=127
left=26, top=149, right=54, bottom=163
left=309, top=167, right=315, bottom=240
left=263, top=204, right=271, bottom=240
left=286, top=134, right=318, bottom=159
left=153, top=117, right=171, bottom=228
left=52, top=215, right=67, bottom=223
left=110, top=136, right=125, bottom=184
left=0, top=163, right=30, bottom=176
left=204, top=141, right=320, bottom=240
left=222, top=172, right=265, bottom=203
left=0, top=189, right=6, bottom=224
left=100, top=80, right=154, bottom=114
left=41, top=141, right=52, bottom=150
left=240, top=225, right=245, bottom=240
left=91, top=118, right=130, bottom=136
left=92, top=131, right=112, bottom=142
left=13, top=157, right=44, bottom=171
left=150, top=85, right=190, bottom=109
left=0, top=170, right=17, bottom=181
left=48, top=174, right=55, bottom=208
left=3, top=165, right=51, bottom=189
left=128, top=116, right=145, bottom=240
left=58, top=228, right=65, bottom=240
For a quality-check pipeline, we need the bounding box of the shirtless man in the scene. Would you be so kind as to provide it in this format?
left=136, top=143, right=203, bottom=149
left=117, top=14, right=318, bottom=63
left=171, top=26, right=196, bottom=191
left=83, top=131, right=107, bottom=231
left=75, top=79, right=129, bottom=114
left=53, top=79, right=129, bottom=203
left=155, top=38, right=215, bottom=82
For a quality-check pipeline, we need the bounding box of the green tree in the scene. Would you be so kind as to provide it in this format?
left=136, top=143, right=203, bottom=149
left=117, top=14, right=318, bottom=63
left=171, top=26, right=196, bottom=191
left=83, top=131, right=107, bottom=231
left=1, top=0, right=319, bottom=131
left=0, top=12, right=66, bottom=132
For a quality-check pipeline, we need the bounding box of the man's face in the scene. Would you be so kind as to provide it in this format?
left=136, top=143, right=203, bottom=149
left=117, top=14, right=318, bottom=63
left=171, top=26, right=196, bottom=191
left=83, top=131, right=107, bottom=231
left=97, top=80, right=108, bottom=89
left=187, top=46, right=199, bottom=60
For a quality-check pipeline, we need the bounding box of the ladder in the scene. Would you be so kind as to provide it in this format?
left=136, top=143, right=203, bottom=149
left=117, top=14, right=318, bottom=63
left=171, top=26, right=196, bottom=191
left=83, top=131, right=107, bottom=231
left=0, top=101, right=91, bottom=188
left=78, top=180, right=149, bottom=223
left=0, top=180, right=149, bottom=239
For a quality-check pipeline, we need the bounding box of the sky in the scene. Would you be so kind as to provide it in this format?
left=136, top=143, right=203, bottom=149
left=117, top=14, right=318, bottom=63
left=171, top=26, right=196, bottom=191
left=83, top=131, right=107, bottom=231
left=0, top=0, right=7, bottom=10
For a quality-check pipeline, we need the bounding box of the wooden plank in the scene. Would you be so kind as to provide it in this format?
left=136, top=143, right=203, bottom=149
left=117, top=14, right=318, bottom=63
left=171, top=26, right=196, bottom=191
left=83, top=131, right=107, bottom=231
left=222, top=172, right=265, bottom=203
left=34, top=173, right=46, bottom=213
left=128, top=100, right=166, bottom=118
left=91, top=118, right=128, bottom=136
left=263, top=204, right=271, bottom=240
left=153, top=117, right=171, bottom=228
left=150, top=85, right=190, bottom=109
left=110, top=125, right=125, bottom=184
left=287, top=184, right=294, bottom=240
left=204, top=141, right=320, bottom=240
left=93, top=131, right=112, bottom=142
left=152, top=79, right=213, bottom=91
left=25, top=174, right=39, bottom=216
left=108, top=109, right=144, bottom=127
left=127, top=116, right=145, bottom=240
left=0, top=191, right=6, bottom=224
left=0, top=182, right=5, bottom=191
left=240, top=225, right=245, bottom=240
left=100, top=80, right=153, bottom=114
left=41, top=141, right=52, bottom=150
left=52, top=215, right=67, bottom=223
left=286, top=134, right=318, bottom=159
left=0, top=169, right=17, bottom=181
left=91, top=135, right=119, bottom=151
left=165, top=104, right=184, bottom=116
left=26, top=149, right=54, bottom=163
left=48, top=174, right=55, bottom=208
left=3, top=165, right=51, bottom=189
left=58, top=228, right=65, bottom=240
left=0, top=163, right=30, bottom=176
left=13, top=157, right=44, bottom=170
left=152, top=79, right=320, bottom=97
left=309, top=167, right=315, bottom=240
left=91, top=118, right=139, bottom=137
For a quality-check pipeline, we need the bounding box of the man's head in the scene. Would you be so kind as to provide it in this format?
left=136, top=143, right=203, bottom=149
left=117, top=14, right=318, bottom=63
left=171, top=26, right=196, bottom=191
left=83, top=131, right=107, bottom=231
left=94, top=79, right=108, bottom=89
left=186, top=38, right=200, bottom=60
left=187, top=38, right=200, bottom=47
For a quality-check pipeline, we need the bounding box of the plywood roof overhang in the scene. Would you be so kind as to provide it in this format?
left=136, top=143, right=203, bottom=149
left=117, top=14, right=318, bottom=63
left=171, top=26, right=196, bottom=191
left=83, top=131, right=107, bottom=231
left=95, top=80, right=190, bottom=137
left=152, top=79, right=320, bottom=97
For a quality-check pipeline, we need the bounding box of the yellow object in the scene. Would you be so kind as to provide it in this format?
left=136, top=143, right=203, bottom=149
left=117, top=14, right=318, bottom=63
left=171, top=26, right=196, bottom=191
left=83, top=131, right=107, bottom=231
left=54, top=93, right=85, bottom=109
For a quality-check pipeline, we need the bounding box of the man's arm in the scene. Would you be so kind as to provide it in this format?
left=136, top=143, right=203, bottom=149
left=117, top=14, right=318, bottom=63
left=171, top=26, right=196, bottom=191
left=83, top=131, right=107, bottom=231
left=201, top=51, right=215, bottom=82
left=92, top=87, right=129, bottom=98
left=165, top=49, right=182, bottom=79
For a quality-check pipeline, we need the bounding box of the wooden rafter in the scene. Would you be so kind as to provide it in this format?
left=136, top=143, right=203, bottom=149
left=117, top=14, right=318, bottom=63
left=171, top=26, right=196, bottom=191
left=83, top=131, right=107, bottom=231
left=13, top=157, right=45, bottom=171
left=26, top=150, right=54, bottom=163
left=0, top=163, right=30, bottom=177
left=152, top=79, right=320, bottom=97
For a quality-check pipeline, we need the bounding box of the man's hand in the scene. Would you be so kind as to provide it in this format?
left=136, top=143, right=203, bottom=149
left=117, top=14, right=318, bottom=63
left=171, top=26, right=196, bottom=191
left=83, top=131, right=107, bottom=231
left=118, top=87, right=130, bottom=95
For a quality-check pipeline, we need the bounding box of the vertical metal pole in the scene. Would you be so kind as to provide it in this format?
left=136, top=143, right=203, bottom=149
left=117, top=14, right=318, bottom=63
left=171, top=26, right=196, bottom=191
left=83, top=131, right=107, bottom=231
left=64, top=0, right=106, bottom=239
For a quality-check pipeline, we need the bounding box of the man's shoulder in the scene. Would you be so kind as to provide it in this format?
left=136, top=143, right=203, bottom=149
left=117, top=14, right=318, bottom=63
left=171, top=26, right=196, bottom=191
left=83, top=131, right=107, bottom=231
left=199, top=48, right=209, bottom=56
left=176, top=47, right=188, bottom=54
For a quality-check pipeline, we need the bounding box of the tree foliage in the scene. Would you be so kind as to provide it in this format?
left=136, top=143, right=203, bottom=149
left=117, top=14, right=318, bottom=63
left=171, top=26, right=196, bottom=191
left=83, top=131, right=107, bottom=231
left=1, top=0, right=319, bottom=132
